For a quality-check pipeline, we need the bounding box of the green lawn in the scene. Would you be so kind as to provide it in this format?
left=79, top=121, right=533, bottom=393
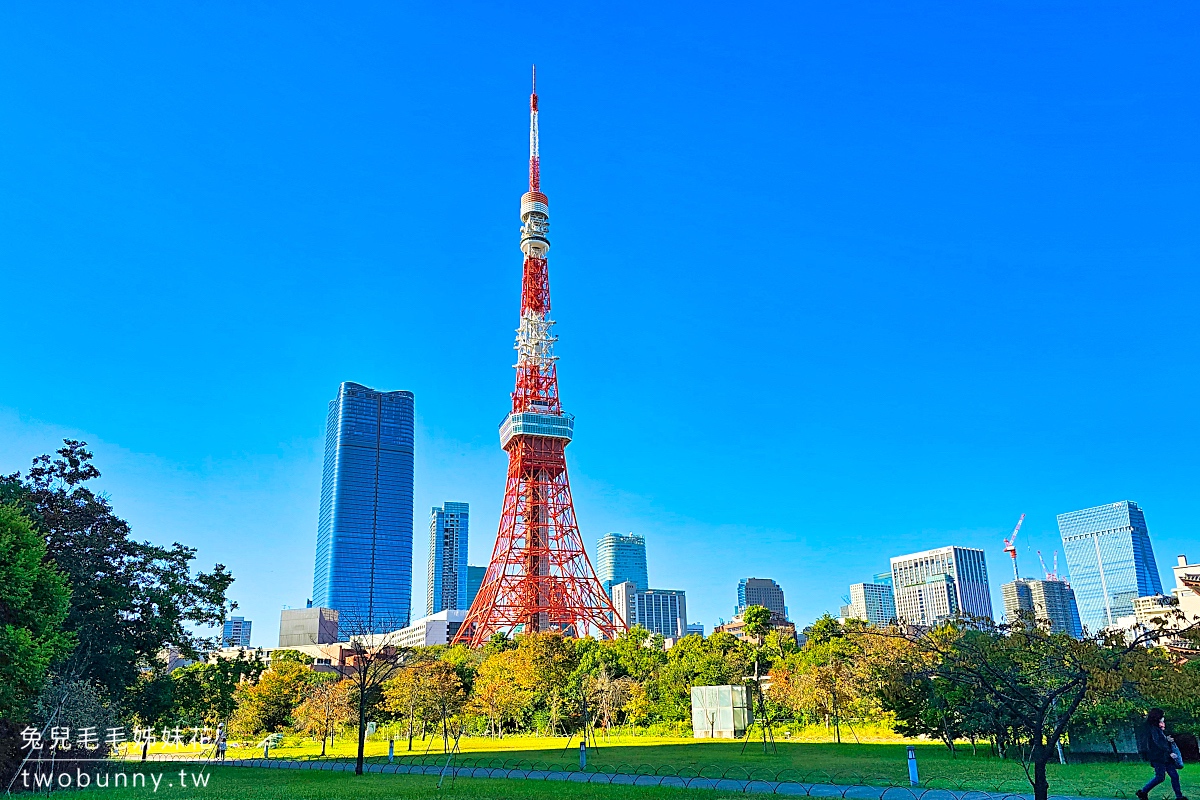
left=127, top=735, right=1198, bottom=798
left=71, top=767, right=745, bottom=799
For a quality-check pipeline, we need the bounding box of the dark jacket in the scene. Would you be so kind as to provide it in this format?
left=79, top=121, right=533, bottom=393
left=1146, top=724, right=1175, bottom=767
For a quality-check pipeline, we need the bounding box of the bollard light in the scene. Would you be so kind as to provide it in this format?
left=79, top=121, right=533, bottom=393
left=389, top=738, right=395, bottom=763
left=264, top=741, right=270, bottom=759
left=580, top=741, right=587, bottom=770
left=907, top=745, right=918, bottom=786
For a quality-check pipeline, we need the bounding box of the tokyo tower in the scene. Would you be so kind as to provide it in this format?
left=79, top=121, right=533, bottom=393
left=453, top=69, right=625, bottom=647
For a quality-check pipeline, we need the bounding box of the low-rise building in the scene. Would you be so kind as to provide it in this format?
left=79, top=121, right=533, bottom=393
left=394, top=609, right=468, bottom=648
left=1128, top=555, right=1200, bottom=655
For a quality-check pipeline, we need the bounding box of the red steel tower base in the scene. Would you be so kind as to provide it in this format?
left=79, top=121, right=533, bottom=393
left=454, top=70, right=624, bottom=647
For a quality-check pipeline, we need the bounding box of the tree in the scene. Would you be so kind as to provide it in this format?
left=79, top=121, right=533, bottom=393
left=867, top=616, right=1200, bottom=800
left=228, top=661, right=316, bottom=735
left=270, top=650, right=311, bottom=667
left=340, top=617, right=409, bottom=775
left=171, top=655, right=265, bottom=728
left=771, top=617, right=870, bottom=742
left=512, top=632, right=577, bottom=735
left=648, top=631, right=754, bottom=722
left=384, top=662, right=433, bottom=751
left=425, top=661, right=467, bottom=752
left=294, top=679, right=355, bottom=755
left=0, top=441, right=234, bottom=704
left=0, top=503, right=74, bottom=722
left=470, top=650, right=532, bottom=737
left=742, top=605, right=772, bottom=645
left=585, top=665, right=633, bottom=735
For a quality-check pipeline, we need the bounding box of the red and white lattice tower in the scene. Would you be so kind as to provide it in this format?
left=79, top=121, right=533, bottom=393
left=454, top=69, right=625, bottom=647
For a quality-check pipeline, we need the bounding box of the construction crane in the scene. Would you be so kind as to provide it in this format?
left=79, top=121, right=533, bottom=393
left=1037, top=550, right=1060, bottom=581
left=1002, top=513, right=1025, bottom=581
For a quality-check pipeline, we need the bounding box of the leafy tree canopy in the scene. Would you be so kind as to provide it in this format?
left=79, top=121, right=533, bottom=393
left=0, top=441, right=235, bottom=706
left=0, top=503, right=74, bottom=721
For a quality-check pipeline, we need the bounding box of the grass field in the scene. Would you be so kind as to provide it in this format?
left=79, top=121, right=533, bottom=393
left=71, top=767, right=747, bottom=799
left=126, top=735, right=1199, bottom=798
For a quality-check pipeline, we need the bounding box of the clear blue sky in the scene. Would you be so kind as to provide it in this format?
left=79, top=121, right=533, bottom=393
left=2, top=3, right=1197, bottom=644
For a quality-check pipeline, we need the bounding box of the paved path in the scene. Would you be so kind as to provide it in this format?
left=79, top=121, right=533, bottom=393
left=209, top=756, right=1124, bottom=800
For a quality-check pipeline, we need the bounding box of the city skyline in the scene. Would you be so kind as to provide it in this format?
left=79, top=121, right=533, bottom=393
left=2, top=4, right=1198, bottom=644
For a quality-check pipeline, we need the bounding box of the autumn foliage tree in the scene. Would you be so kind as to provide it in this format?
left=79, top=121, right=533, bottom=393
left=229, top=661, right=320, bottom=736
left=294, top=679, right=355, bottom=755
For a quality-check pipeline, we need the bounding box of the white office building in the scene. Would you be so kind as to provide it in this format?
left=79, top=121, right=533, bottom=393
left=891, top=546, right=993, bottom=626
left=612, top=581, right=688, bottom=638
left=842, top=582, right=897, bottom=626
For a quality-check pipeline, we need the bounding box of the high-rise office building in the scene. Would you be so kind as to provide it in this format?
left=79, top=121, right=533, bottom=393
left=427, top=502, right=469, bottom=615
left=1001, top=578, right=1084, bottom=638
left=596, top=533, right=649, bottom=596
left=221, top=617, right=252, bottom=647
left=1058, top=501, right=1163, bottom=633
left=891, top=546, right=993, bottom=626
left=465, top=565, right=487, bottom=610
left=737, top=577, right=788, bottom=619
left=312, top=382, right=415, bottom=633
left=844, top=582, right=897, bottom=626
left=611, top=581, right=688, bottom=638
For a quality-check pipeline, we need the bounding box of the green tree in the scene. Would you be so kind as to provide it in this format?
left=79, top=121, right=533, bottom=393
left=742, top=605, right=772, bottom=645
left=609, top=626, right=668, bottom=683
left=0, top=442, right=234, bottom=704
left=0, top=503, right=74, bottom=721
left=871, top=616, right=1200, bottom=800
left=171, top=656, right=265, bottom=727
left=648, top=631, right=754, bottom=722
left=425, top=661, right=467, bottom=752
left=269, top=650, right=311, bottom=667
left=513, top=632, right=577, bottom=735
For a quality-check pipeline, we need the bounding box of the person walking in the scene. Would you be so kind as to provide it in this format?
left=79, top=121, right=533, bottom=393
left=1138, top=708, right=1186, bottom=800
left=215, top=723, right=228, bottom=762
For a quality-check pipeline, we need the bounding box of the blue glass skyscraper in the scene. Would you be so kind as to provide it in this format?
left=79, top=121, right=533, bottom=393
left=312, top=382, right=415, bottom=633
left=427, top=502, right=469, bottom=615
left=1058, top=501, right=1162, bottom=633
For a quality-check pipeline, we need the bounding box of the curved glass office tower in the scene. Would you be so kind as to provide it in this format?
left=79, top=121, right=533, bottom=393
left=313, top=382, right=414, bottom=633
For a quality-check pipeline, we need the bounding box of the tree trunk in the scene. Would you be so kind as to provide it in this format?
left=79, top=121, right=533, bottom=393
left=407, top=706, right=415, bottom=751
left=1032, top=751, right=1049, bottom=800
left=442, top=709, right=448, bottom=754
left=355, top=689, right=367, bottom=776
